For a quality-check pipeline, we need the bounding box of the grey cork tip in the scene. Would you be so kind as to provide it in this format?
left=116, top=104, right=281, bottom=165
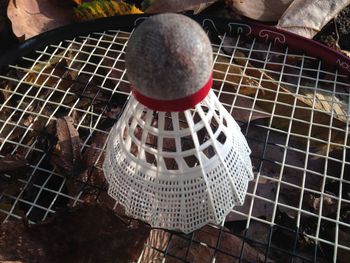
left=125, top=13, right=213, bottom=100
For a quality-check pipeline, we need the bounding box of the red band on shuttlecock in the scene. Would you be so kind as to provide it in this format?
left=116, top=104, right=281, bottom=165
left=132, top=74, right=213, bottom=112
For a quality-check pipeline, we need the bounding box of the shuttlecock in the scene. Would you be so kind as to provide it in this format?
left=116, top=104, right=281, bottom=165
left=103, top=13, right=254, bottom=233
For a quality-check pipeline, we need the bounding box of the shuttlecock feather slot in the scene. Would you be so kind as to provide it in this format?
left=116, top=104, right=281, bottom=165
left=103, top=13, right=254, bottom=233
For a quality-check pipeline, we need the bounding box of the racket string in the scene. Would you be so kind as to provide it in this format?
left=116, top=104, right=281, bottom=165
left=0, top=24, right=349, bottom=262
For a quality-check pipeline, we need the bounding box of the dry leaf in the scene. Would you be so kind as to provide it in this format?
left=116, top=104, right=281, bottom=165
left=337, top=228, right=350, bottom=262
left=7, top=0, right=74, bottom=40
left=213, top=46, right=348, bottom=154
left=0, top=204, right=150, bottom=263
left=322, top=224, right=350, bottom=263
left=225, top=0, right=293, bottom=21
left=145, top=0, right=218, bottom=14
left=226, top=178, right=277, bottom=221
left=0, top=80, right=12, bottom=104
left=0, top=154, right=28, bottom=207
left=140, top=229, right=171, bottom=262
left=277, top=0, right=350, bottom=38
left=141, top=226, right=273, bottom=262
left=66, top=131, right=109, bottom=204
left=228, top=50, right=348, bottom=153
left=0, top=203, right=26, bottom=224
left=225, top=95, right=269, bottom=124
left=22, top=57, right=72, bottom=93
left=98, top=32, right=131, bottom=94
left=240, top=220, right=270, bottom=245
left=213, top=50, right=270, bottom=124
left=304, top=194, right=341, bottom=216
left=50, top=116, right=83, bottom=177
left=0, top=154, right=28, bottom=174
left=0, top=108, right=36, bottom=143
left=170, top=226, right=272, bottom=262
left=74, top=0, right=143, bottom=21
left=227, top=121, right=326, bottom=220
left=82, top=132, right=108, bottom=170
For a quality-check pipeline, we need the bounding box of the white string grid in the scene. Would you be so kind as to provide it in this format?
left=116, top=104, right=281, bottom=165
left=0, top=26, right=349, bottom=262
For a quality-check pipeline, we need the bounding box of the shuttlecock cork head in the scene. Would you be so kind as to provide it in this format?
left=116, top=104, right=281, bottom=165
left=125, top=13, right=213, bottom=111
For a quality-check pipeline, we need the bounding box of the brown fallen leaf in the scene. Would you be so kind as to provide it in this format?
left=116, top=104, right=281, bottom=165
left=62, top=128, right=121, bottom=212
left=0, top=154, right=29, bottom=198
left=304, top=194, right=341, bottom=216
left=0, top=152, right=29, bottom=220
left=217, top=39, right=349, bottom=124
left=140, top=226, right=273, bottom=262
left=0, top=79, right=13, bottom=104
left=225, top=0, right=293, bottom=22
left=145, top=0, right=218, bottom=14
left=0, top=204, right=150, bottom=263
left=321, top=224, right=350, bottom=263
left=0, top=178, right=27, bottom=222
left=337, top=228, right=350, bottom=263
left=170, top=226, right=272, bottom=262
left=227, top=121, right=326, bottom=220
left=50, top=116, right=83, bottom=177
left=21, top=54, right=72, bottom=90
left=227, top=50, right=348, bottom=153
left=0, top=154, right=28, bottom=174
left=231, top=38, right=349, bottom=120
left=213, top=50, right=270, bottom=124
left=7, top=0, right=74, bottom=40
left=14, top=49, right=82, bottom=103
left=213, top=87, right=269, bottom=125
left=327, top=148, right=350, bottom=182
left=139, top=229, right=171, bottom=262
left=83, top=132, right=108, bottom=173
left=66, top=131, right=109, bottom=204
left=0, top=107, right=36, bottom=145
left=240, top=220, right=270, bottom=246
left=0, top=202, right=26, bottom=224
left=226, top=178, right=277, bottom=221
left=277, top=0, right=350, bottom=38
left=99, top=36, right=132, bottom=94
